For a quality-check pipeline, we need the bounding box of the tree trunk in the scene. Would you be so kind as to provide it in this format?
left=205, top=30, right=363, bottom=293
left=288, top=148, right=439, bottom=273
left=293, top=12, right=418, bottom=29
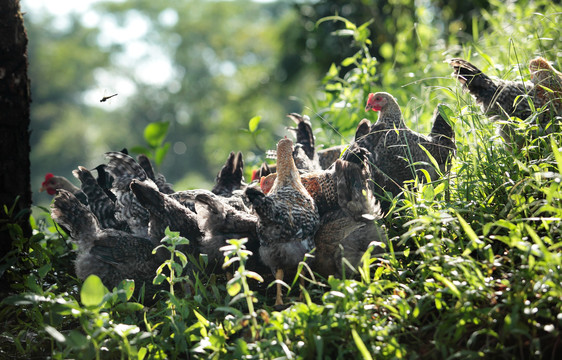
left=0, top=0, right=32, bottom=246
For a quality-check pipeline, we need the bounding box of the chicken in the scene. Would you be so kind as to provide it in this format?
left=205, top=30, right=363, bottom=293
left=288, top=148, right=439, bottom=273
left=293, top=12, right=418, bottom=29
left=343, top=92, right=455, bottom=200
left=259, top=161, right=341, bottom=217
left=137, top=154, right=175, bottom=194
left=72, top=166, right=126, bottom=231
left=261, top=157, right=386, bottom=278
left=313, top=210, right=386, bottom=279
left=92, top=164, right=117, bottom=202
left=129, top=179, right=202, bottom=250
left=317, top=144, right=346, bottom=170
left=251, top=162, right=274, bottom=183
left=448, top=58, right=534, bottom=121
left=51, top=189, right=165, bottom=302
left=105, top=152, right=154, bottom=238
left=192, top=192, right=264, bottom=274
left=130, top=179, right=261, bottom=276
left=40, top=173, right=88, bottom=205
left=287, top=113, right=321, bottom=171
left=212, top=151, right=247, bottom=197
left=315, top=159, right=386, bottom=278
left=529, top=56, right=562, bottom=115
left=245, top=138, right=320, bottom=306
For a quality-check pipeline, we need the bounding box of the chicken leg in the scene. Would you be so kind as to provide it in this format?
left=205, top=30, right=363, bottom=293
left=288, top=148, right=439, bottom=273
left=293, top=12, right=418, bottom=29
left=275, top=268, right=284, bottom=306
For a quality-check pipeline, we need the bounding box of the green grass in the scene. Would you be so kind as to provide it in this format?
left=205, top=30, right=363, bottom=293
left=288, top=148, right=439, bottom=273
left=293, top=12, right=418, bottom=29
left=2, top=1, right=562, bottom=358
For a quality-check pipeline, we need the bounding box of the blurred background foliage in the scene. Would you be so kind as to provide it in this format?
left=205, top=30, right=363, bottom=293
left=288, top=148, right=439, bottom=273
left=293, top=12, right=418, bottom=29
left=25, top=0, right=561, bottom=213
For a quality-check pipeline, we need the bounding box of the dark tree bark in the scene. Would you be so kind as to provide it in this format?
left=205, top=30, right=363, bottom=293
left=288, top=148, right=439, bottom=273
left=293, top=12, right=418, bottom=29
left=0, top=0, right=32, bottom=247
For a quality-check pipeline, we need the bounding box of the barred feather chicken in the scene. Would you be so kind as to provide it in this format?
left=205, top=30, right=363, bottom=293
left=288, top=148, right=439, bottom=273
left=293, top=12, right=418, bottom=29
left=129, top=179, right=202, bottom=250
left=193, top=192, right=263, bottom=273
left=130, top=180, right=259, bottom=274
left=529, top=56, right=562, bottom=116
left=92, top=164, right=117, bottom=202
left=245, top=138, right=320, bottom=306
left=343, top=92, right=455, bottom=199
left=105, top=152, right=154, bottom=238
left=287, top=113, right=321, bottom=171
left=448, top=58, right=534, bottom=120
left=40, top=173, right=88, bottom=205
left=137, top=154, right=175, bottom=194
left=261, top=157, right=386, bottom=278
left=51, top=189, right=165, bottom=302
left=72, top=166, right=125, bottom=231
left=212, top=151, right=247, bottom=197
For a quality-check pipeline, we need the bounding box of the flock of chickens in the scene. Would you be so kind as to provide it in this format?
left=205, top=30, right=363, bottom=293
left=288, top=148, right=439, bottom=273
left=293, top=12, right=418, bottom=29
left=41, top=57, right=562, bottom=306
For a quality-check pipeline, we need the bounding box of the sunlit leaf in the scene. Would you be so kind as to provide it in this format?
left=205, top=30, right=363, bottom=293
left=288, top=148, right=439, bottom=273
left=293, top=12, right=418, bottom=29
left=44, top=325, right=66, bottom=343
left=80, top=275, right=107, bottom=307
left=144, top=121, right=170, bottom=148
left=248, top=116, right=261, bottom=133
left=227, top=281, right=242, bottom=297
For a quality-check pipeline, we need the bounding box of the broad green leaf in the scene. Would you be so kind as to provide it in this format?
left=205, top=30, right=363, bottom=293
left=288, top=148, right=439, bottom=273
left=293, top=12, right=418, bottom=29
left=153, top=273, right=167, bottom=285
left=80, top=275, right=107, bottom=307
left=65, top=330, right=89, bottom=350
left=154, top=142, right=171, bottom=166
left=115, top=302, right=144, bottom=313
left=117, top=279, right=135, bottom=301
left=144, top=121, right=170, bottom=148
left=38, top=263, right=51, bottom=278
left=248, top=116, right=261, bottom=133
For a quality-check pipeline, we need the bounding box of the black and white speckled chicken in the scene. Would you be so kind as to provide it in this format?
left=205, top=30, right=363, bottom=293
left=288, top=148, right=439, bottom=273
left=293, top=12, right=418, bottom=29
left=212, top=151, right=247, bottom=197
left=137, top=154, right=175, bottom=194
left=315, top=159, right=386, bottom=278
left=287, top=113, right=321, bottom=171
left=192, top=192, right=264, bottom=273
left=72, top=166, right=126, bottom=231
left=448, top=58, right=535, bottom=121
left=342, top=92, right=455, bottom=199
left=40, top=173, right=88, bottom=205
left=105, top=151, right=155, bottom=238
left=51, top=189, right=165, bottom=302
left=261, top=158, right=386, bottom=278
left=129, top=179, right=203, bottom=250
left=245, top=138, right=320, bottom=306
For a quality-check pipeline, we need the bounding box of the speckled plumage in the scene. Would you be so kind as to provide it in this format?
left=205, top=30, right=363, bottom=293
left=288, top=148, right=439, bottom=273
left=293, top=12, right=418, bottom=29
left=212, top=151, right=247, bottom=197
left=317, top=144, right=346, bottom=170
left=105, top=152, right=155, bottom=238
left=313, top=159, right=386, bottom=278
left=449, top=58, right=535, bottom=120
left=129, top=179, right=202, bottom=251
left=246, top=138, right=320, bottom=289
left=343, top=92, right=456, bottom=199
left=137, top=154, right=175, bottom=194
left=72, top=166, right=126, bottom=231
left=193, top=192, right=263, bottom=273
left=51, top=189, right=165, bottom=301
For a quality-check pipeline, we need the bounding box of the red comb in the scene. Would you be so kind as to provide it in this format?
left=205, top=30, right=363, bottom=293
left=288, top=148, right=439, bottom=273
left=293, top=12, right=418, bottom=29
left=251, top=169, right=259, bottom=182
left=45, top=173, right=54, bottom=180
